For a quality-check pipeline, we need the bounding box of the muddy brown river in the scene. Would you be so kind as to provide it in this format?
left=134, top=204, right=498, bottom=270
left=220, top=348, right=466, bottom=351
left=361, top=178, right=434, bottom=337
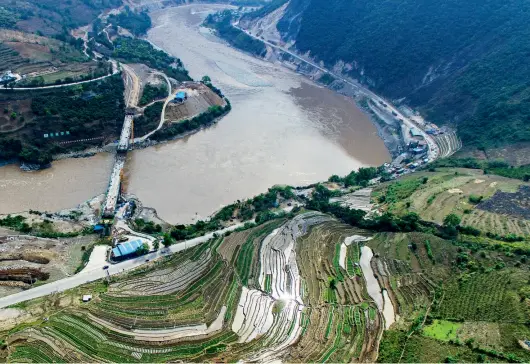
left=0, top=4, right=389, bottom=222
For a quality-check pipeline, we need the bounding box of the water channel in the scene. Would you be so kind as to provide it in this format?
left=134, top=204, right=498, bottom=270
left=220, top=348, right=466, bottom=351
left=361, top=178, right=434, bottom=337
left=0, top=4, right=390, bottom=222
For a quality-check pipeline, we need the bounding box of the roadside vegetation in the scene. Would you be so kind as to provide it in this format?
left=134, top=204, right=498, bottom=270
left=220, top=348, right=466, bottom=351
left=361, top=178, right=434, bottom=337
left=204, top=10, right=267, bottom=58
left=133, top=103, right=163, bottom=138
left=112, top=37, right=191, bottom=82
left=0, top=75, right=124, bottom=165
left=139, top=84, right=167, bottom=106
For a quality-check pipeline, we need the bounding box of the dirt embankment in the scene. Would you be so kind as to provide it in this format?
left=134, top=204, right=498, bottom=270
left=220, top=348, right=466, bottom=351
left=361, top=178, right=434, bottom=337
left=165, top=82, right=224, bottom=123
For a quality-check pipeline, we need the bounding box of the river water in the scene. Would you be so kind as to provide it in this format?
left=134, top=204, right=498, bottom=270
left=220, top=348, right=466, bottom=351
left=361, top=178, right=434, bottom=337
left=0, top=4, right=389, bottom=221
left=125, top=5, right=389, bottom=223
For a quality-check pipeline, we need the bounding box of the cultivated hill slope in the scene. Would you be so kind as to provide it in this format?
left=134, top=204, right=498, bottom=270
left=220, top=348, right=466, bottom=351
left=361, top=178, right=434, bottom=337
left=253, top=0, right=530, bottom=150
left=1, top=211, right=528, bottom=362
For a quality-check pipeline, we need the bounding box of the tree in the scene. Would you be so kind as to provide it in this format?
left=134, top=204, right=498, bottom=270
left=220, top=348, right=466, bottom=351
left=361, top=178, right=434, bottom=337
left=153, top=240, right=160, bottom=250
left=136, top=242, right=149, bottom=256
left=10, top=112, right=16, bottom=120
left=443, top=213, right=461, bottom=227
left=162, top=232, right=173, bottom=247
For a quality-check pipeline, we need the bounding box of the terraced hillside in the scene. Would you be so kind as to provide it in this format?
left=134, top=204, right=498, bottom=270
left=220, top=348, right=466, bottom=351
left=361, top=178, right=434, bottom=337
left=374, top=168, right=530, bottom=237
left=0, top=30, right=105, bottom=86
left=1, top=209, right=529, bottom=362
left=370, top=233, right=530, bottom=363
left=0, top=213, right=395, bottom=362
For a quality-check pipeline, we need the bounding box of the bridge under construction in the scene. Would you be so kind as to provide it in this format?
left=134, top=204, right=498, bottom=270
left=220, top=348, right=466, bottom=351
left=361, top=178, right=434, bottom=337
left=102, top=110, right=135, bottom=220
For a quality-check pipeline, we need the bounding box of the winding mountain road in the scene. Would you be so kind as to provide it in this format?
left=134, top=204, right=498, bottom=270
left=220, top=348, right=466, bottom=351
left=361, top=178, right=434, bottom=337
left=6, top=60, right=119, bottom=91
left=235, top=25, right=440, bottom=160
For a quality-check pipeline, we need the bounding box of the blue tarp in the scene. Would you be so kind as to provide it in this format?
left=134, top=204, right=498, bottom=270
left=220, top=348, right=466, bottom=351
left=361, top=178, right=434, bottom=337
left=175, top=91, right=186, bottom=100
left=112, top=239, right=144, bottom=258
left=93, top=224, right=104, bottom=232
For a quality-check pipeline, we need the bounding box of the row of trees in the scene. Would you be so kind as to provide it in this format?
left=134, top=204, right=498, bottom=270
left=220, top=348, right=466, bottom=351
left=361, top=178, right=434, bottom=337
left=153, top=101, right=231, bottom=141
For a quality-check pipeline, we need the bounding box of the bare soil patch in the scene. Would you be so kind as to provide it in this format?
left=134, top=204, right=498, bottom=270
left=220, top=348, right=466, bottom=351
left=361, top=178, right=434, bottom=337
left=165, top=83, right=224, bottom=122
left=477, top=185, right=530, bottom=220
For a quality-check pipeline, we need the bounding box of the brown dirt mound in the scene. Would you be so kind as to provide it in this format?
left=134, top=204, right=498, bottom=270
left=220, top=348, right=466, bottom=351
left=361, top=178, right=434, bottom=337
left=0, top=268, right=49, bottom=283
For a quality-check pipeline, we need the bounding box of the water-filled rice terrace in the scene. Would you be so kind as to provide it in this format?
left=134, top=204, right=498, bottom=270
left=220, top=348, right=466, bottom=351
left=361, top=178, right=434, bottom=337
left=1, top=213, right=457, bottom=362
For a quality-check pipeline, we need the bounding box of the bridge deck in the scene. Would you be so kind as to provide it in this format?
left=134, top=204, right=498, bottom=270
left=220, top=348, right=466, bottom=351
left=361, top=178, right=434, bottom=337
left=117, top=115, right=133, bottom=151
left=103, top=156, right=125, bottom=217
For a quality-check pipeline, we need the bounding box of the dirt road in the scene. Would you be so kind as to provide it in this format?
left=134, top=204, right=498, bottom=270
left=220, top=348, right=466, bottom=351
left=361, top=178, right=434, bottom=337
left=122, top=64, right=140, bottom=108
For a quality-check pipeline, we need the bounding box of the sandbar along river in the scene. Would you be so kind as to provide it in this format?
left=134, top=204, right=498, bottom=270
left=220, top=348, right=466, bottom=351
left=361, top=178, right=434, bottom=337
left=0, top=4, right=389, bottom=222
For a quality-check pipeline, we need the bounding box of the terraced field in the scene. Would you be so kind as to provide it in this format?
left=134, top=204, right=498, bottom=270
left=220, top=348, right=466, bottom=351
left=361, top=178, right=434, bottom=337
left=434, top=130, right=462, bottom=158
left=2, top=210, right=529, bottom=362
left=370, top=231, right=530, bottom=363
left=0, top=213, right=408, bottom=362
left=374, top=168, right=530, bottom=236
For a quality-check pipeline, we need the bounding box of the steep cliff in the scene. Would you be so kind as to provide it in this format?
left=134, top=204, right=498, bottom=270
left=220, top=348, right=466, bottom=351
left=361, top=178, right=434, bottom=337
left=250, top=0, right=530, bottom=149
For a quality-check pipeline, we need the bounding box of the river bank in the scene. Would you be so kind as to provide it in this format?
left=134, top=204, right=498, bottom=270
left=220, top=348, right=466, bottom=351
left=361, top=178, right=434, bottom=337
left=205, top=13, right=404, bottom=158
left=1, top=4, right=390, bottom=221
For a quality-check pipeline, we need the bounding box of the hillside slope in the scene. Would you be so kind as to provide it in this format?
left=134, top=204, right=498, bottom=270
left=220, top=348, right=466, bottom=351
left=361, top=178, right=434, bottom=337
left=258, top=0, right=530, bottom=149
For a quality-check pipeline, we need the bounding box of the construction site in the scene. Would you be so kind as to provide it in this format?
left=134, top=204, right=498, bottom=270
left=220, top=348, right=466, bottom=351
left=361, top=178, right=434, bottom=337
left=164, top=82, right=226, bottom=123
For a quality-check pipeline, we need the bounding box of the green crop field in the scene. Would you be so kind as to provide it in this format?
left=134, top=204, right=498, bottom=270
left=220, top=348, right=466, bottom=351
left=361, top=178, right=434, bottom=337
left=1, top=211, right=528, bottom=363
left=423, top=320, right=462, bottom=341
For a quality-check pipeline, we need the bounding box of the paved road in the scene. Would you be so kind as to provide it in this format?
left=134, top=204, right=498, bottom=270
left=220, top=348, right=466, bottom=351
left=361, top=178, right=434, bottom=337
left=235, top=25, right=439, bottom=160
left=0, top=223, right=246, bottom=309
left=6, top=60, right=119, bottom=91
left=134, top=75, right=174, bottom=142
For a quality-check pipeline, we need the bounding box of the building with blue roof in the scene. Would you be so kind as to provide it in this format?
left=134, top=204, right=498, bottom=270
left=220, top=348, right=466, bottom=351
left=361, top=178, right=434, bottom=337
left=174, top=91, right=187, bottom=103
left=112, top=239, right=144, bottom=260
left=409, top=128, right=423, bottom=138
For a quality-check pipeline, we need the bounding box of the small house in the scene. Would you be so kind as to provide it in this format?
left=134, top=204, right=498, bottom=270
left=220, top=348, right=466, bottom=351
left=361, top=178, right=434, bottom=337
left=111, top=239, right=145, bottom=260
left=174, top=91, right=187, bottom=103
left=409, top=128, right=423, bottom=138
left=82, top=295, right=92, bottom=302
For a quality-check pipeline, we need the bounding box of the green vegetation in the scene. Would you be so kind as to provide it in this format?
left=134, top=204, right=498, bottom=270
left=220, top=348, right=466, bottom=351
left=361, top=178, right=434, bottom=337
left=430, top=157, right=530, bottom=181
left=204, top=11, right=267, bottom=57
left=134, top=102, right=163, bottom=137
left=423, top=320, right=462, bottom=341
left=318, top=73, right=335, bottom=85
left=287, top=0, right=530, bottom=149
left=0, top=214, right=92, bottom=238
left=0, top=75, right=124, bottom=165
left=332, top=166, right=385, bottom=187
left=434, top=272, right=528, bottom=323
left=153, top=102, right=231, bottom=141
left=133, top=218, right=162, bottom=234
left=75, top=245, right=95, bottom=274
left=113, top=37, right=191, bottom=82
left=108, top=7, right=151, bottom=36
left=139, top=83, right=167, bottom=106
left=0, top=0, right=121, bottom=35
